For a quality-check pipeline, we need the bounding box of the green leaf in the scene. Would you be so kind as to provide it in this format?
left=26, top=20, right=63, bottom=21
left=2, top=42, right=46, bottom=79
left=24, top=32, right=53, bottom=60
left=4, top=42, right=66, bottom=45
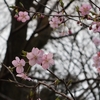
left=66, top=79, right=73, bottom=86
left=9, top=6, right=16, bottom=9
left=55, top=97, right=60, bottom=100
left=90, top=11, right=96, bottom=15
left=22, top=50, right=27, bottom=56
left=8, top=66, right=14, bottom=72
left=19, top=2, right=24, bottom=8
left=59, top=0, right=64, bottom=7
left=30, top=89, right=34, bottom=97
left=15, top=9, right=18, bottom=13
left=75, top=6, right=79, bottom=12
left=55, top=79, right=60, bottom=85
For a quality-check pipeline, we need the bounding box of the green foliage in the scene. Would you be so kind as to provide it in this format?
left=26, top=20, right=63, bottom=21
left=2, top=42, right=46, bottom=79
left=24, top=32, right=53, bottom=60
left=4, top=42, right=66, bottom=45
left=22, top=50, right=27, bottom=56
left=19, top=2, right=24, bottom=8
left=55, top=97, right=60, bottom=100
left=55, top=79, right=60, bottom=85
left=59, top=0, right=64, bottom=7
left=75, top=6, right=79, bottom=12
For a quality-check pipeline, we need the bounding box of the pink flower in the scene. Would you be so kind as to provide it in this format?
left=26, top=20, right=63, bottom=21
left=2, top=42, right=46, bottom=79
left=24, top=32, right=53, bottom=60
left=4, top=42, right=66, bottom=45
left=12, top=57, right=25, bottom=73
left=92, top=52, right=100, bottom=73
left=93, top=55, right=100, bottom=68
left=40, top=14, right=45, bottom=18
left=92, top=22, right=100, bottom=33
left=42, top=53, right=54, bottom=69
left=49, top=17, right=60, bottom=28
left=79, top=4, right=91, bottom=16
left=92, top=37, right=100, bottom=46
left=97, top=52, right=100, bottom=57
left=49, top=12, right=64, bottom=29
left=93, top=52, right=100, bottom=68
left=97, top=67, right=100, bottom=73
left=26, top=48, right=44, bottom=66
left=16, top=73, right=32, bottom=81
left=17, top=11, right=30, bottom=22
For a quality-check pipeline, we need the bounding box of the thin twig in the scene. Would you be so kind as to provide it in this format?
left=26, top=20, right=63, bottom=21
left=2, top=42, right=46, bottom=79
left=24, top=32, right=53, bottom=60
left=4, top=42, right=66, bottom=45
left=47, top=69, right=76, bottom=100
left=2, top=64, right=18, bottom=83
left=39, top=81, right=72, bottom=100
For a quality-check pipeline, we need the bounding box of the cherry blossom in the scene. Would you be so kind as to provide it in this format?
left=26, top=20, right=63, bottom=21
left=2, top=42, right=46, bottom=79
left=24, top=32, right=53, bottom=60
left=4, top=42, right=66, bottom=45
left=26, top=48, right=44, bottom=66
left=16, top=11, right=30, bottom=22
left=92, top=22, right=100, bottom=33
left=92, top=37, right=100, bottom=46
left=97, top=52, right=100, bottom=57
left=12, top=57, right=25, bottom=73
left=49, top=12, right=64, bottom=29
left=42, top=53, right=54, bottom=69
left=97, top=67, right=100, bottom=73
left=93, top=55, right=100, bottom=68
left=79, top=4, right=91, bottom=16
left=49, top=17, right=61, bottom=28
left=16, top=73, right=32, bottom=81
left=92, top=52, right=100, bottom=73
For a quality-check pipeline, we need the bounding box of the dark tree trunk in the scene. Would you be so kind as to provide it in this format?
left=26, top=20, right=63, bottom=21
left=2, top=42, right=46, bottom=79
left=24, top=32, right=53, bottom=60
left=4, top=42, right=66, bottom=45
left=0, top=0, right=52, bottom=100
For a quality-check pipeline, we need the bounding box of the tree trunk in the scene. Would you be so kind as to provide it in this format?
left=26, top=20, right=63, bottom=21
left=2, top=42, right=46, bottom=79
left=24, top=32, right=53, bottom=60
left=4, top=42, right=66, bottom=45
left=0, top=0, right=52, bottom=100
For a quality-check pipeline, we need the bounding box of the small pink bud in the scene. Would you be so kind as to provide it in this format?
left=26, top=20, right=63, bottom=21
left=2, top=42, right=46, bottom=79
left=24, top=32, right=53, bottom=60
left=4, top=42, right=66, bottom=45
left=80, top=23, right=83, bottom=26
left=96, top=25, right=99, bottom=29
left=77, top=21, right=80, bottom=24
left=68, top=29, right=72, bottom=34
left=40, top=14, right=45, bottom=18
left=97, top=52, right=100, bottom=57
left=89, top=26, right=92, bottom=30
left=14, top=14, right=18, bottom=18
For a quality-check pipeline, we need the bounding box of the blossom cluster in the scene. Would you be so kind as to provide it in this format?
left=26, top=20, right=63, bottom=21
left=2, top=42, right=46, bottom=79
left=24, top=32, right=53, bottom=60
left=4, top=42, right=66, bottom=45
left=91, top=22, right=100, bottom=33
left=92, top=37, right=100, bottom=73
left=14, top=11, right=30, bottom=22
left=27, top=48, right=54, bottom=69
left=49, top=12, right=64, bottom=29
left=78, top=4, right=100, bottom=33
left=12, top=47, right=54, bottom=80
left=13, top=4, right=100, bottom=33
left=12, top=4, right=100, bottom=74
left=78, top=4, right=100, bottom=73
